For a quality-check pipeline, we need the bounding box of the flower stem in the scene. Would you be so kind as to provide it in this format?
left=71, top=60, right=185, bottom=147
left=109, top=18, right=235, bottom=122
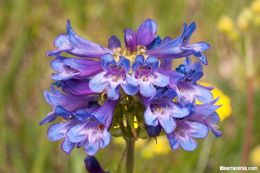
left=125, top=138, right=135, bottom=173
left=241, top=33, right=254, bottom=165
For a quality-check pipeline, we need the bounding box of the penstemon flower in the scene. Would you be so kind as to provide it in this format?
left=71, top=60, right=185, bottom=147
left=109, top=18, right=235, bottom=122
left=40, top=19, right=221, bottom=172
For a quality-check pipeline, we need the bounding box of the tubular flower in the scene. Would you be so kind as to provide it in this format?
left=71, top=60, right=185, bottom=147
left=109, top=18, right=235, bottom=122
left=40, top=19, right=221, bottom=157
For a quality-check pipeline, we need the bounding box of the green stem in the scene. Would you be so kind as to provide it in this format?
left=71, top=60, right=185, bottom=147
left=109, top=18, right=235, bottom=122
left=125, top=138, right=135, bottom=173
left=241, top=33, right=254, bottom=165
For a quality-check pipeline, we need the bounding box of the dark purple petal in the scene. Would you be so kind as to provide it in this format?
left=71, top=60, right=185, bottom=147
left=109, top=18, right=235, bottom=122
left=108, top=35, right=121, bottom=49
left=136, top=19, right=157, bottom=46
left=146, top=124, right=161, bottom=137
left=124, top=28, right=137, bottom=52
left=91, top=100, right=117, bottom=127
left=44, top=87, right=96, bottom=111
left=160, top=58, right=172, bottom=70
left=85, top=156, right=107, bottom=173
left=146, top=36, right=161, bottom=50
left=60, top=79, right=95, bottom=96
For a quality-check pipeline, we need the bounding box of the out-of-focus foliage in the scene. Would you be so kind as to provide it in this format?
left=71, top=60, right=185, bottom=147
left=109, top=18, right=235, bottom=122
left=0, top=0, right=259, bottom=173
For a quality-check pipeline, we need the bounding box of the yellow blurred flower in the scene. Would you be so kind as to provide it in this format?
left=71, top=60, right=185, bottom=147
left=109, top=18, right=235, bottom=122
left=217, top=15, right=234, bottom=33
left=253, top=15, right=260, bottom=26
left=251, top=0, right=260, bottom=14
left=141, top=136, right=171, bottom=159
left=237, top=8, right=253, bottom=31
left=250, top=145, right=260, bottom=166
left=199, top=82, right=232, bottom=121
left=113, top=137, right=145, bottom=148
left=228, top=30, right=239, bottom=41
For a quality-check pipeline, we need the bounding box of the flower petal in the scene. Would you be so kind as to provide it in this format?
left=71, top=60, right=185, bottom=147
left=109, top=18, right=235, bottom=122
left=47, top=122, right=68, bottom=141
left=89, top=72, right=108, bottom=93
left=140, top=81, right=156, bottom=97
left=100, top=53, right=116, bottom=70
left=108, top=35, right=121, bottom=49
left=99, top=130, right=111, bottom=148
left=178, top=134, right=197, bottom=151
left=67, top=123, right=88, bottom=143
left=107, top=85, right=120, bottom=100
left=177, top=82, right=213, bottom=103
left=186, top=121, right=208, bottom=138
left=60, top=79, right=95, bottom=96
left=167, top=133, right=180, bottom=150
left=152, top=72, right=169, bottom=87
left=145, top=56, right=159, bottom=70
left=61, top=138, right=75, bottom=154
left=121, top=83, right=139, bottom=96
left=158, top=116, right=176, bottom=134
left=132, top=55, right=145, bottom=72
left=84, top=141, right=99, bottom=156
left=65, top=20, right=111, bottom=57
left=46, top=35, right=72, bottom=56
left=124, top=28, right=137, bottom=52
left=144, top=106, right=159, bottom=127
left=118, top=56, right=130, bottom=72
left=146, top=124, right=161, bottom=137
left=137, top=19, right=157, bottom=46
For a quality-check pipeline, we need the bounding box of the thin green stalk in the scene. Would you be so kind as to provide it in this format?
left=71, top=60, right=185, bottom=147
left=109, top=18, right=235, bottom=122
left=195, top=133, right=214, bottom=173
left=241, top=33, right=254, bottom=165
left=125, top=138, right=135, bottom=173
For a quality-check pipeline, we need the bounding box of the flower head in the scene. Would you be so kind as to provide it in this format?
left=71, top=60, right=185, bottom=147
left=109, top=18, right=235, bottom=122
left=41, top=19, right=221, bottom=158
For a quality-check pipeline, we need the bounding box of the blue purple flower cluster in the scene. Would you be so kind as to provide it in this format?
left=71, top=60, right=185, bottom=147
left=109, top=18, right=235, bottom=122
left=40, top=19, right=221, bottom=156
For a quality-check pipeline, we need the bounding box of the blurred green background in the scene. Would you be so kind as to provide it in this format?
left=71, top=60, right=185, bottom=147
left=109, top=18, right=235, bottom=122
left=0, top=0, right=260, bottom=173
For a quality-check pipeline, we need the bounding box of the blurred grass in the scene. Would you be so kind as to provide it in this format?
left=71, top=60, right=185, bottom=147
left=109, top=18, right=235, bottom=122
left=0, top=0, right=259, bottom=173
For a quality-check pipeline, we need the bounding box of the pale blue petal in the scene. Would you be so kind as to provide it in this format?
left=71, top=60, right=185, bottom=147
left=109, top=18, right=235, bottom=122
left=159, top=116, right=176, bottom=134
left=167, top=133, right=180, bottom=150
left=84, top=141, right=99, bottom=156
left=61, top=138, right=75, bottom=154
left=178, top=135, right=197, bottom=151
left=187, top=121, right=208, bottom=138
left=47, top=123, right=67, bottom=141
left=66, top=124, right=87, bottom=143
left=121, top=83, right=139, bottom=96
left=140, top=82, right=156, bottom=97
left=152, top=72, right=169, bottom=87
left=89, top=72, right=107, bottom=93
left=144, top=106, right=158, bottom=126
left=107, top=85, right=120, bottom=100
